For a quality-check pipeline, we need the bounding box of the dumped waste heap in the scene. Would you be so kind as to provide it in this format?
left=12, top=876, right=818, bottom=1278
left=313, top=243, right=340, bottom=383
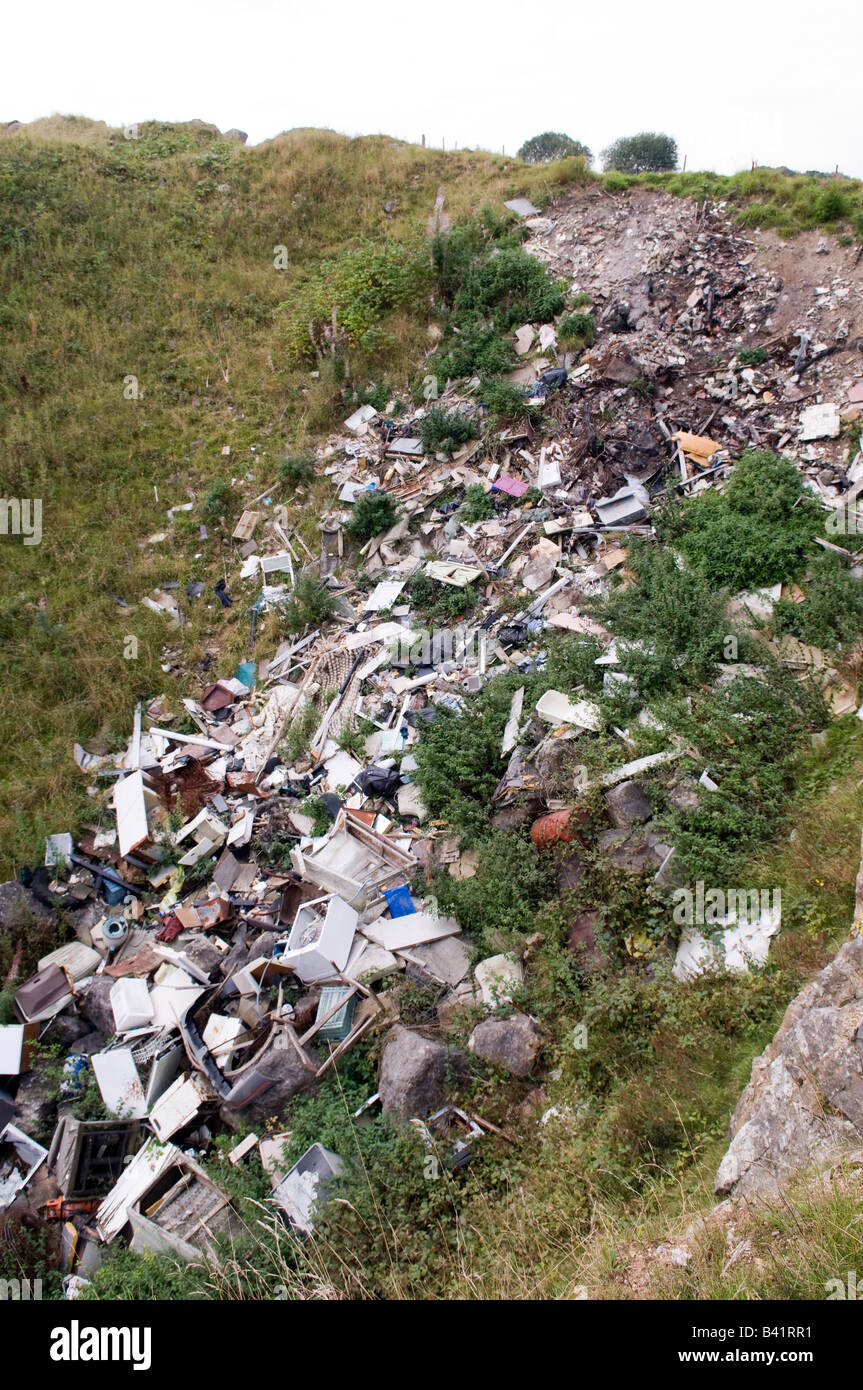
left=3, top=165, right=863, bottom=1300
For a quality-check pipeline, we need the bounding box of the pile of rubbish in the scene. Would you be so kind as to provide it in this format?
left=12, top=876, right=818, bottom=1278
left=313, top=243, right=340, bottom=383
left=3, top=184, right=863, bottom=1292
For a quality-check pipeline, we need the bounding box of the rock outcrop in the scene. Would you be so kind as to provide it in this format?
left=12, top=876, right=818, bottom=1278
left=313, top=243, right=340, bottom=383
left=715, top=935, right=863, bottom=1197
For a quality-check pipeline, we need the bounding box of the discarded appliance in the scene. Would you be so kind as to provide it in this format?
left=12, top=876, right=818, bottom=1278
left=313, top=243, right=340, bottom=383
left=291, top=808, right=417, bottom=904
left=48, top=1116, right=143, bottom=1199
left=276, top=894, right=358, bottom=983
left=270, top=1142, right=344, bottom=1234
left=0, top=1120, right=48, bottom=1210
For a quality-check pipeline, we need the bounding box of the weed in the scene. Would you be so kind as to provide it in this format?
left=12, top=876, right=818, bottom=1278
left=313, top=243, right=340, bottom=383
left=737, top=346, right=767, bottom=366
left=670, top=450, right=826, bottom=590
left=557, top=311, right=597, bottom=349
left=478, top=375, right=545, bottom=427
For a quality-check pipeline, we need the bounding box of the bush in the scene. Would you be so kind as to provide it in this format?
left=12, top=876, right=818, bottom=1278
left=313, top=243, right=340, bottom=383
left=478, top=375, right=545, bottom=426
left=413, top=702, right=505, bottom=835
left=673, top=450, right=825, bottom=590
left=594, top=539, right=732, bottom=688
left=417, top=407, right=477, bottom=456
left=518, top=132, right=592, bottom=164
left=452, top=245, right=566, bottom=332
left=663, top=670, right=826, bottom=881
left=345, top=489, right=399, bottom=542
left=601, top=132, right=678, bottom=174
left=459, top=484, right=494, bottom=523
left=557, top=311, right=596, bottom=349
left=407, top=573, right=479, bottom=622
left=281, top=570, right=337, bottom=633
left=200, top=478, right=235, bottom=520
left=436, top=324, right=513, bottom=379
left=737, top=346, right=767, bottom=366
left=434, top=831, right=555, bottom=950
left=277, top=448, right=316, bottom=490
left=280, top=237, right=432, bottom=362
left=772, top=550, right=863, bottom=652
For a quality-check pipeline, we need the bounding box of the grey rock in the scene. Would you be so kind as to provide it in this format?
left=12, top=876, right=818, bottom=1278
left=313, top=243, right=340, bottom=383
left=379, top=1026, right=448, bottom=1119
left=227, top=1039, right=318, bottom=1122
left=491, top=798, right=541, bottom=833
left=180, top=932, right=227, bottom=980
left=50, top=1014, right=94, bottom=1048
left=469, top=1014, right=543, bottom=1078
left=715, top=936, right=863, bottom=1198
left=0, top=880, right=55, bottom=930
left=224, top=129, right=248, bottom=143
left=10, top=1069, right=58, bottom=1144
left=75, top=974, right=116, bottom=1035
left=604, top=780, right=653, bottom=829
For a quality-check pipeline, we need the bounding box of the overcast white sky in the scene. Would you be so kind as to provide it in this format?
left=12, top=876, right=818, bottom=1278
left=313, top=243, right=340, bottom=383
left=5, top=0, right=860, bottom=177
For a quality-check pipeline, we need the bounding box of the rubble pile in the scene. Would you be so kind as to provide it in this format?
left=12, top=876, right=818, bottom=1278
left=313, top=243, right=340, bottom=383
left=3, top=183, right=863, bottom=1293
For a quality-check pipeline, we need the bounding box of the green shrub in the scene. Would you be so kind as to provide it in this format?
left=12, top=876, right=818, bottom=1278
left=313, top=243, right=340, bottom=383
left=417, top=407, right=477, bottom=455
left=434, top=831, right=555, bottom=950
left=436, top=324, right=513, bottom=379
left=452, top=245, right=566, bottom=332
left=302, top=794, right=335, bottom=836
left=673, top=450, right=825, bottom=590
left=557, top=311, right=596, bottom=349
left=737, top=346, right=767, bottom=366
left=277, top=448, right=316, bottom=490
left=663, top=669, right=827, bottom=881
left=459, top=484, right=494, bottom=523
left=594, top=539, right=732, bottom=689
left=281, top=570, right=337, bottom=633
left=280, top=236, right=432, bottom=362
left=413, top=702, right=506, bottom=835
left=478, top=375, right=544, bottom=426
left=345, top=489, right=398, bottom=542
left=200, top=478, right=235, bottom=520
left=407, top=573, right=479, bottom=622
left=772, top=550, right=863, bottom=652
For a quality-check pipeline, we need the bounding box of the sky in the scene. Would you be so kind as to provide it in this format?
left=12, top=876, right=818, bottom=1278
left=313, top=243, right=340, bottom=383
left=4, top=0, right=861, bottom=178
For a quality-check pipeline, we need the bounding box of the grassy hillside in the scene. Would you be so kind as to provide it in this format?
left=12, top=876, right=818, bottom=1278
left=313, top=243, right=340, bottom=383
left=4, top=121, right=863, bottom=1304
left=2, top=122, right=863, bottom=874
left=0, top=123, right=588, bottom=873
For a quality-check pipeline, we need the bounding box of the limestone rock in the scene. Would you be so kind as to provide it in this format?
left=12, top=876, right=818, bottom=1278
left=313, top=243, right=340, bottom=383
left=469, top=1014, right=543, bottom=1077
left=379, top=1026, right=448, bottom=1119
left=715, top=936, right=863, bottom=1198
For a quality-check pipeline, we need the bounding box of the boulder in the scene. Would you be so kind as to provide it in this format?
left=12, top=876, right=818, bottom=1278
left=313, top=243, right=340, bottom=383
left=227, top=1039, right=318, bottom=1122
left=469, top=1014, right=543, bottom=1077
left=603, top=780, right=653, bottom=829
left=75, top=974, right=116, bottom=1034
left=378, top=1026, right=448, bottom=1119
left=715, top=936, right=863, bottom=1198
left=568, top=909, right=603, bottom=971
left=491, top=797, right=542, bottom=833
